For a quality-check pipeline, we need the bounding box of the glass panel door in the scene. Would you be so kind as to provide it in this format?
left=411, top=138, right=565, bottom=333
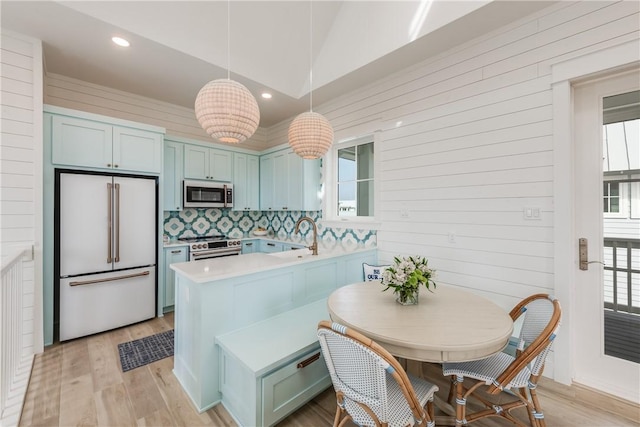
left=601, top=90, right=640, bottom=363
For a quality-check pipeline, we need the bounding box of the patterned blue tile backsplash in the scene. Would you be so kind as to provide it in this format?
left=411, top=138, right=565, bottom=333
left=163, top=209, right=376, bottom=246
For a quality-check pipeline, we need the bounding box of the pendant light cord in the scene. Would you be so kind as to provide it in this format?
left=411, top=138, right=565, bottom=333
left=309, top=0, right=313, bottom=112
left=227, top=0, right=231, bottom=80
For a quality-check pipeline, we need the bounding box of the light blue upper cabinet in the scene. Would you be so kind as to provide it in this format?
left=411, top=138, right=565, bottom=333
left=50, top=114, right=163, bottom=174
left=260, top=154, right=274, bottom=210
left=273, top=151, right=288, bottom=210
left=260, top=148, right=320, bottom=211
left=164, top=140, right=184, bottom=211
left=113, top=126, right=163, bottom=173
left=233, top=153, right=260, bottom=211
left=184, top=144, right=232, bottom=182
left=51, top=115, right=113, bottom=169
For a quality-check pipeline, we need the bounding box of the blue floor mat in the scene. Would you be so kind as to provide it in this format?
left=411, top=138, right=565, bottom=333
left=118, top=329, right=174, bottom=372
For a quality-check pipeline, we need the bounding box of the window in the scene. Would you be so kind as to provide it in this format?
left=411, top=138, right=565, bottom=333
left=337, top=140, right=374, bottom=217
left=603, top=182, right=620, bottom=213
left=323, top=134, right=379, bottom=228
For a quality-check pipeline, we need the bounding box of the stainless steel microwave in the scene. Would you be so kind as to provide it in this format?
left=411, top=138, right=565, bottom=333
left=183, top=180, right=233, bottom=208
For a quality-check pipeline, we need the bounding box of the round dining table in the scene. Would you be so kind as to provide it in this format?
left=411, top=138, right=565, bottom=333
left=327, top=282, right=514, bottom=363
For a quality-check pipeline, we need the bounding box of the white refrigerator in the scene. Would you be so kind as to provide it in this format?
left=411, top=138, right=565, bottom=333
left=57, top=171, right=157, bottom=341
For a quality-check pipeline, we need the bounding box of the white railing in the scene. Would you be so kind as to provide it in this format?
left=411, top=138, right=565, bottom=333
left=0, top=247, right=35, bottom=427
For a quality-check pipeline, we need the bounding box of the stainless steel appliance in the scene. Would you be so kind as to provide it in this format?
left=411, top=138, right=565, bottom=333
left=56, top=171, right=157, bottom=341
left=179, top=234, right=242, bottom=261
left=183, top=180, right=233, bottom=208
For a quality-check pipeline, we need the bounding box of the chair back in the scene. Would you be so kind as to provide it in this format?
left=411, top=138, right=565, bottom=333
left=317, top=320, right=427, bottom=426
left=489, top=294, right=561, bottom=393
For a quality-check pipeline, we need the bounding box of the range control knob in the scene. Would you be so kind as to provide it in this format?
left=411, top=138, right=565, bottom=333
left=191, top=244, right=197, bottom=250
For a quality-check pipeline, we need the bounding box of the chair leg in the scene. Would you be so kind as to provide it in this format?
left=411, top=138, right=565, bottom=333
left=426, top=396, right=435, bottom=426
left=454, top=375, right=467, bottom=426
left=447, top=375, right=457, bottom=404
left=529, top=386, right=546, bottom=427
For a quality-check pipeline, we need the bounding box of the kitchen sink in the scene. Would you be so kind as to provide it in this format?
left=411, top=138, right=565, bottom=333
left=268, top=248, right=314, bottom=259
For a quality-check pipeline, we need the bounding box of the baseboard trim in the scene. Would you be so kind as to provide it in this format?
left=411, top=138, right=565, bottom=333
left=539, top=377, right=640, bottom=423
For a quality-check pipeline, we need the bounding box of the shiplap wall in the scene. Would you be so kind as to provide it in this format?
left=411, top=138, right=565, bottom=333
left=298, top=1, right=636, bottom=313
left=44, top=73, right=270, bottom=151
left=0, top=30, right=43, bottom=359
left=1, top=32, right=43, bottom=427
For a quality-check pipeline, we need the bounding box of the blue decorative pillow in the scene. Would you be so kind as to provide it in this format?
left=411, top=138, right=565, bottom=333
left=363, top=263, right=390, bottom=282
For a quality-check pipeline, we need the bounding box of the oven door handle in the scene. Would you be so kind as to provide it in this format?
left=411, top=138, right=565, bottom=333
left=191, top=248, right=241, bottom=260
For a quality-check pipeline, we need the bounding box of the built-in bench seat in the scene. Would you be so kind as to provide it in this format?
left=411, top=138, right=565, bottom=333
left=215, top=299, right=332, bottom=427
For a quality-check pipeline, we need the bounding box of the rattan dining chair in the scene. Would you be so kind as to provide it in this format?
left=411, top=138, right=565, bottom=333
left=317, top=320, right=439, bottom=427
left=442, top=294, right=561, bottom=427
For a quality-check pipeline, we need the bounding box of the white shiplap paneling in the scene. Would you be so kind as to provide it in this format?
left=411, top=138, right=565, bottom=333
left=43, top=73, right=271, bottom=152
left=313, top=0, right=639, bottom=325
left=0, top=28, right=43, bottom=427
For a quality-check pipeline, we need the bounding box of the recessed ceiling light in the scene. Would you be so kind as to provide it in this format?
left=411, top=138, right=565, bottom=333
left=261, top=92, right=272, bottom=99
left=112, top=37, right=130, bottom=47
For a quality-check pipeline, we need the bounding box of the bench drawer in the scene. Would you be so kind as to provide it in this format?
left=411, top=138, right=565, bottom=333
left=262, top=346, right=331, bottom=426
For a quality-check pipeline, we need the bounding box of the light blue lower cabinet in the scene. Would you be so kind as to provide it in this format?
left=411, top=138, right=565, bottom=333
left=259, top=240, right=284, bottom=253
left=216, top=300, right=331, bottom=426
left=241, top=239, right=257, bottom=254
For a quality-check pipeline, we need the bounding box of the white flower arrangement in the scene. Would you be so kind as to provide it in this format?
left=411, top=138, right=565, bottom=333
left=381, top=255, right=436, bottom=304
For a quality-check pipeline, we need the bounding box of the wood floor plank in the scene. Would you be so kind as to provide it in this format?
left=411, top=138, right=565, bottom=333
left=19, top=345, right=62, bottom=426
left=149, top=357, right=216, bottom=426
left=59, top=373, right=97, bottom=427
left=122, top=365, right=167, bottom=420
left=94, top=382, right=137, bottom=427
left=87, top=333, right=123, bottom=393
left=205, top=403, right=237, bottom=427
left=61, top=338, right=91, bottom=382
left=136, top=407, right=174, bottom=427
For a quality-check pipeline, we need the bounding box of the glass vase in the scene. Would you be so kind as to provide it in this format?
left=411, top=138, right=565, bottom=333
left=395, top=289, right=419, bottom=305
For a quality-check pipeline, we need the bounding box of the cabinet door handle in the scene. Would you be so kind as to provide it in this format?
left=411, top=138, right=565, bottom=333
left=267, top=243, right=276, bottom=247
left=107, top=163, right=112, bottom=167
left=114, top=164, right=119, bottom=168
left=171, top=250, right=182, bottom=254
left=245, top=243, right=253, bottom=246
left=297, top=352, right=320, bottom=369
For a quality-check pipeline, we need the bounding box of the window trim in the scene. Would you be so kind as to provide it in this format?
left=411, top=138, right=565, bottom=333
left=323, top=132, right=381, bottom=230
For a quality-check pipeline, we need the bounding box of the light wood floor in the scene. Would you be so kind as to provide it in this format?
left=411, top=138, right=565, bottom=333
left=19, top=314, right=639, bottom=427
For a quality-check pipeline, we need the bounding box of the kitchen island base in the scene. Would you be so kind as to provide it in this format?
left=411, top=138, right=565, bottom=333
left=170, top=248, right=376, bottom=412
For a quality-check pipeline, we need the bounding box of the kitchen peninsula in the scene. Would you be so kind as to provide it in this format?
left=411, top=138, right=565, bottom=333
left=169, top=243, right=377, bottom=415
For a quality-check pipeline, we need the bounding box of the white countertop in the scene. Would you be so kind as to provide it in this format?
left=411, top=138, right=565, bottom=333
left=170, top=241, right=375, bottom=283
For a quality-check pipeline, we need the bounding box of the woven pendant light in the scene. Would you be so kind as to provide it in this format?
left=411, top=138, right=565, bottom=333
left=195, top=79, right=259, bottom=143
left=288, top=111, right=333, bottom=159
left=288, top=0, right=333, bottom=159
left=194, top=1, right=259, bottom=144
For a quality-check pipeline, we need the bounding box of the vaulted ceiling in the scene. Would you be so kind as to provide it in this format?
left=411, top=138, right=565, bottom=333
left=2, top=1, right=555, bottom=128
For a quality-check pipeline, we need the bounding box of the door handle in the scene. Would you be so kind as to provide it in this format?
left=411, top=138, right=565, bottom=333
left=69, top=270, right=150, bottom=286
left=579, top=238, right=605, bottom=270
left=107, top=183, right=113, bottom=263
left=114, top=183, right=120, bottom=262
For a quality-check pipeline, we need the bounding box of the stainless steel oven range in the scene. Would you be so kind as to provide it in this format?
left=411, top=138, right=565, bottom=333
left=178, top=234, right=242, bottom=261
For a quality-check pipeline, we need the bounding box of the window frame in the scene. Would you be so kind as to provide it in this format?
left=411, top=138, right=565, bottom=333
left=322, top=132, right=381, bottom=230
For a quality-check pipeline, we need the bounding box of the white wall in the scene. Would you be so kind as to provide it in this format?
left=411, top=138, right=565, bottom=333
left=302, top=1, right=638, bottom=309
left=1, top=29, right=44, bottom=357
